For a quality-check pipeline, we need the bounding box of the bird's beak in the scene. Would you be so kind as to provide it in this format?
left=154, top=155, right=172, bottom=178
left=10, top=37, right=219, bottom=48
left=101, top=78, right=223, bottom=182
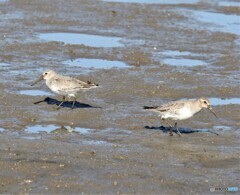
left=208, top=106, right=218, bottom=118
left=31, top=75, right=43, bottom=86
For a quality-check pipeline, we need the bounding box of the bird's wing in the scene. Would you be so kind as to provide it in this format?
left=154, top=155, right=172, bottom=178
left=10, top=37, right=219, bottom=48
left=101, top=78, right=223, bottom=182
left=51, top=76, right=97, bottom=92
left=156, top=101, right=185, bottom=113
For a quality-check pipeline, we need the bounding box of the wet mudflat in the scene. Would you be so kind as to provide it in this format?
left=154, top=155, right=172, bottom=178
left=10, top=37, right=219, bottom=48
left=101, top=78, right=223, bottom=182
left=0, top=0, right=239, bottom=194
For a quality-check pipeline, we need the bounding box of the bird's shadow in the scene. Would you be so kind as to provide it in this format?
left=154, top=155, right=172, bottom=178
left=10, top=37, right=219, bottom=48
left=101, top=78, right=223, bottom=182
left=33, top=97, right=100, bottom=109
left=145, top=126, right=219, bottom=135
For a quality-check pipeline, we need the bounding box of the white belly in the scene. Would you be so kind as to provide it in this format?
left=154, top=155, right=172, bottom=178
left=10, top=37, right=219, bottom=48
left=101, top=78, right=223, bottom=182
left=163, top=107, right=193, bottom=120
left=47, top=83, right=76, bottom=96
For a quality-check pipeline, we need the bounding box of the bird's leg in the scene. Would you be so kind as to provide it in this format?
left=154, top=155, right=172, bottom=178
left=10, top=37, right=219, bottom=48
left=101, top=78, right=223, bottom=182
left=57, top=96, right=66, bottom=109
left=71, top=96, right=76, bottom=109
left=163, top=119, right=173, bottom=136
left=174, top=122, right=181, bottom=137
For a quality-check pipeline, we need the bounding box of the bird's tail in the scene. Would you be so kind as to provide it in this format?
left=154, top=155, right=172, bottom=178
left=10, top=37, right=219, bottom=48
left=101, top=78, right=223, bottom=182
left=84, top=81, right=99, bottom=89
left=143, top=106, right=158, bottom=110
left=87, top=81, right=99, bottom=86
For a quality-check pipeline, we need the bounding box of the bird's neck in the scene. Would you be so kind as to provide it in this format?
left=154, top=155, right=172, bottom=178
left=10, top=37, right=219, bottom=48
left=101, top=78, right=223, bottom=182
left=191, top=99, right=203, bottom=114
left=46, top=74, right=57, bottom=84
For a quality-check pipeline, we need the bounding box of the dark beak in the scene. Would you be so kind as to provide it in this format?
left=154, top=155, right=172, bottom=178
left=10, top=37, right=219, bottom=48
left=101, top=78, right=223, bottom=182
left=31, top=75, right=43, bottom=86
left=208, top=106, right=218, bottom=118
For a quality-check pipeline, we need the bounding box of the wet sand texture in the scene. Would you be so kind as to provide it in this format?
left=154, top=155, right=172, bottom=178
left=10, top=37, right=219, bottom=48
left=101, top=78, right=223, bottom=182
left=0, top=0, right=239, bottom=194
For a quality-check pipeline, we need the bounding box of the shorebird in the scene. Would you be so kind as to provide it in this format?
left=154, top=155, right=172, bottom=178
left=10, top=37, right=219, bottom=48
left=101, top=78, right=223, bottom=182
left=31, top=70, right=98, bottom=109
left=144, top=97, right=217, bottom=136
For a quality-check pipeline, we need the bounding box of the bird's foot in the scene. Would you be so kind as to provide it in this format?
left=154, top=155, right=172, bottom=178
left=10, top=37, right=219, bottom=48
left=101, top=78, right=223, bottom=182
left=176, top=132, right=181, bottom=137
left=71, top=101, right=76, bottom=109
left=56, top=104, right=63, bottom=110
left=175, top=128, right=181, bottom=137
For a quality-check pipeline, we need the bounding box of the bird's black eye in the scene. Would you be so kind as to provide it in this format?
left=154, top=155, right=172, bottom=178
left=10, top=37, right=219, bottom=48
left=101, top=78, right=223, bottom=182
left=203, top=101, right=207, bottom=104
left=44, top=72, right=48, bottom=75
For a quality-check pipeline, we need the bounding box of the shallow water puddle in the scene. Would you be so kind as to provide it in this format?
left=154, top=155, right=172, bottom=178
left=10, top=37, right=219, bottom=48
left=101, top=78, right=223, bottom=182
left=19, top=90, right=53, bottom=96
left=83, top=140, right=110, bottom=145
left=54, top=126, right=91, bottom=134
left=0, top=62, right=9, bottom=67
left=37, top=33, right=123, bottom=47
left=21, top=135, right=42, bottom=140
left=25, top=125, right=92, bottom=134
left=160, top=50, right=192, bottom=57
left=25, top=125, right=58, bottom=134
left=157, top=50, right=205, bottom=67
left=192, top=11, right=240, bottom=35
left=158, top=50, right=205, bottom=67
left=162, top=58, right=206, bottom=67
left=213, top=125, right=232, bottom=131
left=0, top=127, right=5, bottom=132
left=210, top=98, right=240, bottom=106
left=219, top=1, right=240, bottom=7
left=64, top=58, right=129, bottom=69
left=102, top=0, right=199, bottom=4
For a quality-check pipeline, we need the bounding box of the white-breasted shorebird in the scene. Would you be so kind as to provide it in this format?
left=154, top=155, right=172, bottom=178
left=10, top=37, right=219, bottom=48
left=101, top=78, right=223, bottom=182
left=31, top=70, right=98, bottom=109
left=144, top=97, right=217, bottom=136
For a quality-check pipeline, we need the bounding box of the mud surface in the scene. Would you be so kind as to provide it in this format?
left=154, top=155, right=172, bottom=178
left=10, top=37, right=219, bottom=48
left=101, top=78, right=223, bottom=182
left=0, top=0, right=240, bottom=194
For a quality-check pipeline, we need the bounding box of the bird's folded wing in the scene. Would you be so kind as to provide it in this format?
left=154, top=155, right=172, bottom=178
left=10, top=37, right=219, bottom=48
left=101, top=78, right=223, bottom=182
left=157, top=102, right=185, bottom=112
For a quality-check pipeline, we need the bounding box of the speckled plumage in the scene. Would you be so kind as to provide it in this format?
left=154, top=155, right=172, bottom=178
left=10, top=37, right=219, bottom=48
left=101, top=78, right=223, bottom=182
left=144, top=97, right=217, bottom=136
left=31, top=70, right=98, bottom=109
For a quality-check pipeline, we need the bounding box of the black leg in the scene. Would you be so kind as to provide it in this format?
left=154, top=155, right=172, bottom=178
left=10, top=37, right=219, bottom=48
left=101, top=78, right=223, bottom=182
left=174, top=122, right=181, bottom=136
left=169, top=127, right=173, bottom=136
left=71, top=97, right=76, bottom=109
left=57, top=96, right=66, bottom=109
left=162, top=119, right=173, bottom=136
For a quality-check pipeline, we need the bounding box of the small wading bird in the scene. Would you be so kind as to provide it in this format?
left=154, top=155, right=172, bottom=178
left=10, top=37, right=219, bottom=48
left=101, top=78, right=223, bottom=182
left=144, top=97, right=217, bottom=136
left=31, top=70, right=98, bottom=109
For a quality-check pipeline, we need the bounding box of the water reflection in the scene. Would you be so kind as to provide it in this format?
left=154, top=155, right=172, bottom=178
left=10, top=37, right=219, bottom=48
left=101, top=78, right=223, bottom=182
left=25, top=124, right=92, bottom=134
left=160, top=50, right=192, bottom=57
left=83, top=140, right=109, bottom=145
left=19, top=90, right=53, bottom=96
left=210, top=98, right=240, bottom=106
left=0, top=62, right=9, bottom=67
left=64, top=58, right=129, bottom=69
left=37, top=33, right=123, bottom=47
left=193, top=11, right=240, bottom=35
left=219, top=1, right=240, bottom=7
left=102, top=0, right=199, bottom=4
left=163, top=58, right=206, bottom=66
left=21, top=135, right=41, bottom=140
left=213, top=125, right=231, bottom=131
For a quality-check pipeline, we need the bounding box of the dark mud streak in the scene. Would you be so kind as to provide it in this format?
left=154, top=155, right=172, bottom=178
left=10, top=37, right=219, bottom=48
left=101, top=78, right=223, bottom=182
left=145, top=126, right=219, bottom=135
left=0, top=158, right=59, bottom=165
left=33, top=97, right=101, bottom=109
